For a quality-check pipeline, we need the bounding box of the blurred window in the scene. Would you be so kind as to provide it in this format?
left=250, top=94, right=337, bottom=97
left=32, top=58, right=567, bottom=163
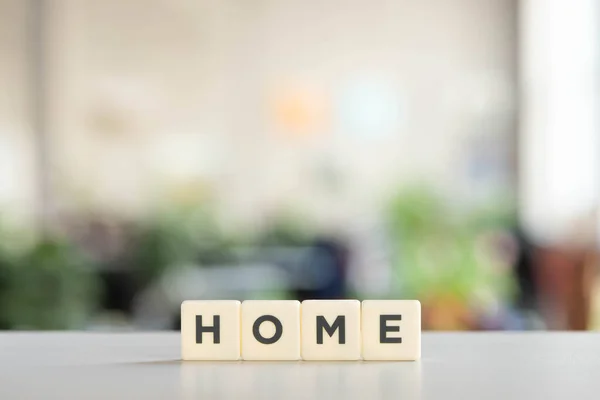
left=520, top=0, right=600, bottom=245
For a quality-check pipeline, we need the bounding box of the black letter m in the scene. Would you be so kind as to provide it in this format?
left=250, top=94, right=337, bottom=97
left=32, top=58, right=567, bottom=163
left=316, top=315, right=345, bottom=344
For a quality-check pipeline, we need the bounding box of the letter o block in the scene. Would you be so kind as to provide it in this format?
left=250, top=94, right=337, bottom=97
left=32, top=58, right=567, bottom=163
left=241, top=300, right=300, bottom=360
left=361, top=300, right=421, bottom=361
left=301, top=300, right=361, bottom=360
left=181, top=300, right=241, bottom=360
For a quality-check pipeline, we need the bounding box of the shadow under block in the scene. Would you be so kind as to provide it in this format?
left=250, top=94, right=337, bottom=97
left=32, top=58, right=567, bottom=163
left=241, top=300, right=301, bottom=360
left=301, top=300, right=361, bottom=360
left=361, top=300, right=421, bottom=361
left=181, top=300, right=241, bottom=361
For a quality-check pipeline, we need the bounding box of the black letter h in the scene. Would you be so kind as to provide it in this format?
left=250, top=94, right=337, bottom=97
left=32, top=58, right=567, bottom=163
left=196, top=315, right=220, bottom=344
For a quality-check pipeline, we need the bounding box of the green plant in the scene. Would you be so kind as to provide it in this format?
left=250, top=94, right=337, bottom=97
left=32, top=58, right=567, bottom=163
left=257, top=211, right=314, bottom=246
left=0, top=251, right=12, bottom=329
left=0, top=237, right=99, bottom=330
left=386, top=185, right=516, bottom=303
left=128, top=203, right=232, bottom=285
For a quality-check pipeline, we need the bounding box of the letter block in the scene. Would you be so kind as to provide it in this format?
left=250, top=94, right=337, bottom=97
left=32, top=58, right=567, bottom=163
left=181, top=299, right=421, bottom=361
left=181, top=300, right=241, bottom=360
left=241, top=300, right=301, bottom=360
left=301, top=300, right=361, bottom=360
left=361, top=300, right=421, bottom=361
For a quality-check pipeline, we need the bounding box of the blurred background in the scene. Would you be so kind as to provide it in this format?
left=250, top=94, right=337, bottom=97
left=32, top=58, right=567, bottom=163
left=0, top=0, right=598, bottom=331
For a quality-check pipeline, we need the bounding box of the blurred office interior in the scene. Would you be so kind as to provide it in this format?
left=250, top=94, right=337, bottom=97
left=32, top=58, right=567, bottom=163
left=0, top=0, right=598, bottom=331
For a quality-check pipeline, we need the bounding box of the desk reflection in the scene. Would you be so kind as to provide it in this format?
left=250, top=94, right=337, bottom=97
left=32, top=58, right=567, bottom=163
left=180, top=360, right=422, bottom=399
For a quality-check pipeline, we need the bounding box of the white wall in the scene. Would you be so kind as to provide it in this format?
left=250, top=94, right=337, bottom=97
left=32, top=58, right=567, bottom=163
left=2, top=0, right=517, bottom=231
left=519, top=0, right=600, bottom=245
left=0, top=0, right=36, bottom=226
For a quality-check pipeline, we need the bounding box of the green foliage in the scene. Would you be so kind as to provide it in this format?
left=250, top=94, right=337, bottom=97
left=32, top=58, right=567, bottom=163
left=388, top=185, right=448, bottom=236
left=0, top=237, right=99, bottom=330
left=0, top=252, right=12, bottom=329
left=386, top=185, right=516, bottom=303
left=257, top=211, right=314, bottom=246
left=128, top=203, right=232, bottom=285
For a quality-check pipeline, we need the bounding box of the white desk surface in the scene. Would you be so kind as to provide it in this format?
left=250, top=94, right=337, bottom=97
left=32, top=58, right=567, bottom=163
left=0, top=332, right=599, bottom=399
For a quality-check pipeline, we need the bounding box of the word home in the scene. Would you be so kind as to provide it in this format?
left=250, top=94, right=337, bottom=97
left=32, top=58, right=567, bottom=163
left=181, top=299, right=420, bottom=361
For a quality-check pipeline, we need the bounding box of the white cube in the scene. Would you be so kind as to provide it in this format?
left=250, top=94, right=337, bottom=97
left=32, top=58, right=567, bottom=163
left=301, top=300, right=361, bottom=360
left=181, top=300, right=241, bottom=360
left=361, top=300, right=421, bottom=361
left=241, top=300, right=301, bottom=360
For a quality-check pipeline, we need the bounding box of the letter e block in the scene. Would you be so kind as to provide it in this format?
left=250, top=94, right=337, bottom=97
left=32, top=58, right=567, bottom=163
left=301, top=300, right=361, bottom=360
left=181, top=300, right=241, bottom=360
left=361, top=300, right=421, bottom=361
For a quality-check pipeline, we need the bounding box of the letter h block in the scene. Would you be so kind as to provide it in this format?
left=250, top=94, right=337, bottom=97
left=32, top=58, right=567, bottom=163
left=181, top=300, right=241, bottom=360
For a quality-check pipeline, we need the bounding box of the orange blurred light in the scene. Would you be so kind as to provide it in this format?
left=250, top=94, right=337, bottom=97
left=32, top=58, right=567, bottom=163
left=270, top=83, right=329, bottom=137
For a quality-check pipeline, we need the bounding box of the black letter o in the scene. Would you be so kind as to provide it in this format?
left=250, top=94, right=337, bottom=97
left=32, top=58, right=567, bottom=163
left=252, top=315, right=283, bottom=344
